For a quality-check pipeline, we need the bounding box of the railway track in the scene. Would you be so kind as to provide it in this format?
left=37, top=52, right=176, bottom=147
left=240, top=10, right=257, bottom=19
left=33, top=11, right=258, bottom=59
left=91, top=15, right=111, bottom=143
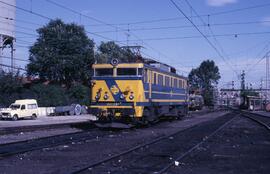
left=240, top=112, right=270, bottom=130
left=0, top=127, right=121, bottom=159
left=156, top=111, right=270, bottom=174
left=71, top=112, right=237, bottom=174
left=0, top=109, right=223, bottom=160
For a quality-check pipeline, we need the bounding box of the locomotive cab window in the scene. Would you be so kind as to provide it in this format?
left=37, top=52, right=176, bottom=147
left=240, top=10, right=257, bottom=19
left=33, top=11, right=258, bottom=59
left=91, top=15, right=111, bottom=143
left=117, top=68, right=142, bottom=76
left=95, top=68, right=113, bottom=76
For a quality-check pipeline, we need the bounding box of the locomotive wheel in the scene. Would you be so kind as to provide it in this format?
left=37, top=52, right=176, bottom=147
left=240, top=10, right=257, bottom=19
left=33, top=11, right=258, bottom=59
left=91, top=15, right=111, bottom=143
left=143, top=107, right=157, bottom=123
left=177, top=106, right=188, bottom=119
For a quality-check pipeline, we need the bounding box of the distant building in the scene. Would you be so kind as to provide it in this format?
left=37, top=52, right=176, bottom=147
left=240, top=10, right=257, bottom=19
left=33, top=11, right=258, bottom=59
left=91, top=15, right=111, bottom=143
left=219, top=89, right=241, bottom=107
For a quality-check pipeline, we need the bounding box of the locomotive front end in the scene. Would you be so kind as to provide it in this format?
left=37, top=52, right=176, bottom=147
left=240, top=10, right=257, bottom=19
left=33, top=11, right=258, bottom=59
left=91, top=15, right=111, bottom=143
left=90, top=60, right=146, bottom=122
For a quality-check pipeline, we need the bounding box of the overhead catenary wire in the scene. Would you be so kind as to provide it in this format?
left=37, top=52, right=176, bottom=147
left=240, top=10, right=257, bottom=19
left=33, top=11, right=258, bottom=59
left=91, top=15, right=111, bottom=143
left=245, top=43, right=270, bottom=75
left=91, top=20, right=270, bottom=34
left=85, top=2, right=270, bottom=26
left=0, top=63, right=26, bottom=71
left=119, top=31, right=270, bottom=42
left=0, top=19, right=38, bottom=32
left=0, top=1, right=131, bottom=72
left=1, top=55, right=30, bottom=63
left=169, top=0, right=239, bottom=75
left=0, top=0, right=126, bottom=44
left=0, top=0, right=51, bottom=20
left=183, top=0, right=239, bottom=76
left=0, top=15, right=42, bottom=27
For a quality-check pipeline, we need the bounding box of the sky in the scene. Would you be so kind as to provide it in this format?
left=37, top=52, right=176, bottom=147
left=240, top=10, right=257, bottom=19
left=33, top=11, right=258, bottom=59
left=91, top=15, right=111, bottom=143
left=1, top=0, right=270, bottom=89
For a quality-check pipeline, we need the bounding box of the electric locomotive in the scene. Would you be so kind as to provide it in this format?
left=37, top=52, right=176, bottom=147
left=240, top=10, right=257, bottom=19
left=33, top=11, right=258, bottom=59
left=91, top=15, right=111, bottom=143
left=90, top=58, right=188, bottom=125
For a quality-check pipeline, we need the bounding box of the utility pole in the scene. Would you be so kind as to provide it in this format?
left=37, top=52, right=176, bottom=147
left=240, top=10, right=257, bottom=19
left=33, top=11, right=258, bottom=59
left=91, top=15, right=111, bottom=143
left=0, top=35, right=2, bottom=70
left=266, top=56, right=269, bottom=101
left=11, top=43, right=14, bottom=73
left=241, top=70, right=245, bottom=91
left=126, top=24, right=130, bottom=46
left=240, top=70, right=246, bottom=106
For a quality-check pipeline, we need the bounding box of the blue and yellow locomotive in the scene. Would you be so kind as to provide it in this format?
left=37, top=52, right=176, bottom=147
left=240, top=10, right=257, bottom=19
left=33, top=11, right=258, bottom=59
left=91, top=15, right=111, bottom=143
left=90, top=58, right=188, bottom=124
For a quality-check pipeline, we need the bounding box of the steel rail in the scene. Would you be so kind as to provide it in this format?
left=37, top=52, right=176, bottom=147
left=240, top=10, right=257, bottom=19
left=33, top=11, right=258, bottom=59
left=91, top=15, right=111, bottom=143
left=240, top=113, right=270, bottom=131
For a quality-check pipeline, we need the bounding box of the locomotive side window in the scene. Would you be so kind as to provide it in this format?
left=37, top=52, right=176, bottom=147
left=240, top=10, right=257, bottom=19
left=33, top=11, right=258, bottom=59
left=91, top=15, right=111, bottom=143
left=165, top=76, right=170, bottom=86
left=174, top=79, right=178, bottom=88
left=95, top=68, right=113, bottom=76
left=179, top=79, right=183, bottom=88
left=148, top=70, right=151, bottom=83
left=144, top=69, right=148, bottom=83
left=158, top=74, right=163, bottom=86
left=117, top=68, right=137, bottom=76
left=138, top=68, right=143, bottom=76
left=153, top=73, right=157, bottom=85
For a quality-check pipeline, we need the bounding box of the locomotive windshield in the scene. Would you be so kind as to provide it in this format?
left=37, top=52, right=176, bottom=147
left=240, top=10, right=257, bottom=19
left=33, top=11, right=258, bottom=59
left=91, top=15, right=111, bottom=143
left=94, top=67, right=143, bottom=76
left=117, top=68, right=143, bottom=76
left=95, top=68, right=113, bottom=76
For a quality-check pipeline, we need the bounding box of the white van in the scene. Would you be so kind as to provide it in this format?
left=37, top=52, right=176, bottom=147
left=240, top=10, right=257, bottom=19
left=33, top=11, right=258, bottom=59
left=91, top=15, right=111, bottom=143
left=0, top=99, right=39, bottom=121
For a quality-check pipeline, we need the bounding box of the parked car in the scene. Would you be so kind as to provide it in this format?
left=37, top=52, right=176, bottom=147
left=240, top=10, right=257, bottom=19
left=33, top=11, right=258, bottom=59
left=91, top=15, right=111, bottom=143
left=0, top=99, right=39, bottom=121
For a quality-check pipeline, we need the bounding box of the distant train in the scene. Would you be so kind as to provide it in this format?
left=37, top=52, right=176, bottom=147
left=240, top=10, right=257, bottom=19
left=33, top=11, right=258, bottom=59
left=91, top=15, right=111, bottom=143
left=189, top=94, right=204, bottom=110
left=90, top=58, right=189, bottom=125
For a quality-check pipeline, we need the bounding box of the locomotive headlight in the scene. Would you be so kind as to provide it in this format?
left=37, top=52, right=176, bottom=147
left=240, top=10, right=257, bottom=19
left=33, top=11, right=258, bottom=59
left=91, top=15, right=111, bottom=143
left=104, top=92, right=109, bottom=100
left=120, top=94, right=125, bottom=100
left=129, top=92, right=134, bottom=100
left=95, top=88, right=102, bottom=101
left=95, top=94, right=100, bottom=100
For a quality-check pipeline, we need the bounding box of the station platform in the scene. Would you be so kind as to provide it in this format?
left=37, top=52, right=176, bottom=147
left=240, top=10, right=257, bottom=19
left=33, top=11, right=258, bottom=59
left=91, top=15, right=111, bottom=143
left=0, top=114, right=97, bottom=129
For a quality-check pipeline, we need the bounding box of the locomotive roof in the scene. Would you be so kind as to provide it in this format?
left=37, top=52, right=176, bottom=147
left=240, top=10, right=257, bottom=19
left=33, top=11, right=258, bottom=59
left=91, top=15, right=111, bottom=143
left=144, top=63, right=187, bottom=80
left=92, top=63, right=187, bottom=80
left=92, top=63, right=144, bottom=68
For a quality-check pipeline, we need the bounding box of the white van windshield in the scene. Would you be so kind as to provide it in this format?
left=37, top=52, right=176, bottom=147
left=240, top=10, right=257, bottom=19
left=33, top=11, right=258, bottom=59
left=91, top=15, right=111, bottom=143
left=9, top=104, right=21, bottom=110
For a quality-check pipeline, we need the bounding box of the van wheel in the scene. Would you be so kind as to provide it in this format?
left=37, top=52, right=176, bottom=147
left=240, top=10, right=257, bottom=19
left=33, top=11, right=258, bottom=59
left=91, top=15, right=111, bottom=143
left=13, top=115, right=18, bottom=121
left=32, top=114, right=37, bottom=120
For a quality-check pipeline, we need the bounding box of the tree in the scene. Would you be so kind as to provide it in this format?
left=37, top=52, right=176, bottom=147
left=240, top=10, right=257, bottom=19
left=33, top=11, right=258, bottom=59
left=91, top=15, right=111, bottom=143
left=67, top=83, right=90, bottom=105
left=0, top=70, right=23, bottom=107
left=29, top=84, right=68, bottom=107
left=188, top=60, right=220, bottom=106
left=27, top=19, right=95, bottom=86
left=96, top=41, right=136, bottom=63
